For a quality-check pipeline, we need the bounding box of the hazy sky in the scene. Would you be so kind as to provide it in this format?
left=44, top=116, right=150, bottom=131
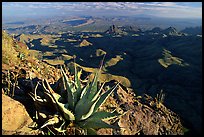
left=2, top=2, right=202, bottom=20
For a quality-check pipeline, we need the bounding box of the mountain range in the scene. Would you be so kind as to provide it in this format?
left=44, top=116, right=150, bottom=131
left=2, top=22, right=202, bottom=135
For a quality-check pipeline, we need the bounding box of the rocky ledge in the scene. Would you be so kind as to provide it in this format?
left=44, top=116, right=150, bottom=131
left=97, top=85, right=184, bottom=135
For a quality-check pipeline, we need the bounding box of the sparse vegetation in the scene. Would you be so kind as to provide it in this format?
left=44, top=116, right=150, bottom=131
left=2, top=31, right=20, bottom=65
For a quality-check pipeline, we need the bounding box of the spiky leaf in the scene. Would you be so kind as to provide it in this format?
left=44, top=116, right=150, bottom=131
left=86, top=128, right=97, bottom=135
left=78, top=119, right=119, bottom=129
left=74, top=63, right=82, bottom=102
left=42, top=80, right=60, bottom=111
left=76, top=83, right=108, bottom=121
left=52, top=93, right=75, bottom=121
left=88, top=111, right=119, bottom=121
left=79, top=98, right=99, bottom=120
left=61, top=66, right=76, bottom=110
left=41, top=116, right=60, bottom=129
left=93, top=83, right=119, bottom=113
left=91, top=82, right=105, bottom=102
left=53, top=121, right=66, bottom=133
left=75, top=98, right=96, bottom=121
left=80, top=82, right=90, bottom=99
left=87, top=70, right=100, bottom=101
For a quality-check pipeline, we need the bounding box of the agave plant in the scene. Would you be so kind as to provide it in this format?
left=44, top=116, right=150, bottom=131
left=30, top=63, right=119, bottom=135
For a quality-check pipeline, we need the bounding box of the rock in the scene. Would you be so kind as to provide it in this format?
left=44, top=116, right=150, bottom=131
left=2, top=94, right=35, bottom=135
left=97, top=85, right=184, bottom=135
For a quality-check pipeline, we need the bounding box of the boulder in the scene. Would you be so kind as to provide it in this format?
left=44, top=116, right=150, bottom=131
left=2, top=94, right=37, bottom=135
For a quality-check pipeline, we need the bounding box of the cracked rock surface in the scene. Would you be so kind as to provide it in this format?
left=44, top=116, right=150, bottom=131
left=97, top=85, right=184, bottom=135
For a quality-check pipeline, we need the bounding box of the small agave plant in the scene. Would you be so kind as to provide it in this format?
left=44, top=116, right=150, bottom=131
left=30, top=63, right=119, bottom=135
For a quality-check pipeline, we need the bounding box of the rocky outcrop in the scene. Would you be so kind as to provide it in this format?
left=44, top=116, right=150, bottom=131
left=2, top=94, right=39, bottom=135
left=97, top=85, right=184, bottom=135
left=162, top=27, right=184, bottom=36
left=105, top=25, right=125, bottom=35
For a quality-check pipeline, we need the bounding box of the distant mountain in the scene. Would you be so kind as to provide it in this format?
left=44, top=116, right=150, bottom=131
left=118, top=26, right=142, bottom=33
left=105, top=25, right=139, bottom=35
left=148, top=26, right=185, bottom=36
left=150, top=27, right=163, bottom=33
left=105, top=25, right=122, bottom=35
left=162, top=27, right=180, bottom=35
left=181, top=26, right=202, bottom=35
left=6, top=25, right=44, bottom=34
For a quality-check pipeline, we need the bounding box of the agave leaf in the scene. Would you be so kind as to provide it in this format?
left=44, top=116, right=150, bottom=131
left=79, top=98, right=99, bottom=120
left=75, top=98, right=96, bottom=121
left=86, top=128, right=97, bottom=135
left=61, top=66, right=76, bottom=110
left=87, top=111, right=119, bottom=121
left=76, top=83, right=106, bottom=121
left=42, top=80, right=60, bottom=111
left=91, top=82, right=105, bottom=102
left=80, top=82, right=90, bottom=99
left=40, top=116, right=60, bottom=129
left=29, top=82, right=45, bottom=102
left=52, top=93, right=75, bottom=121
left=78, top=119, right=119, bottom=129
left=74, top=63, right=82, bottom=102
left=28, top=92, right=46, bottom=106
left=54, top=127, right=66, bottom=133
left=56, top=101, right=75, bottom=121
left=79, top=69, right=100, bottom=101
left=54, top=77, right=67, bottom=102
left=44, top=79, right=55, bottom=93
left=93, top=83, right=119, bottom=113
left=75, top=81, right=92, bottom=118
left=28, top=121, right=38, bottom=129
left=76, top=83, right=118, bottom=121
left=75, top=72, right=103, bottom=120
left=43, top=92, right=59, bottom=111
left=61, top=66, right=75, bottom=93
left=76, top=86, right=102, bottom=121
left=86, top=70, right=100, bottom=101
left=53, top=121, right=66, bottom=133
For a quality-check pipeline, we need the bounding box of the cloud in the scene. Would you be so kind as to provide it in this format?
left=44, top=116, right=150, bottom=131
left=2, top=2, right=202, bottom=19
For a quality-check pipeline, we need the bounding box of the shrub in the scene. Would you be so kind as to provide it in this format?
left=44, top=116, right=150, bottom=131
left=29, top=64, right=119, bottom=135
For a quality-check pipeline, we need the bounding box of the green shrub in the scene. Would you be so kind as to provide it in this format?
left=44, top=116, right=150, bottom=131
left=30, top=64, right=119, bottom=135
